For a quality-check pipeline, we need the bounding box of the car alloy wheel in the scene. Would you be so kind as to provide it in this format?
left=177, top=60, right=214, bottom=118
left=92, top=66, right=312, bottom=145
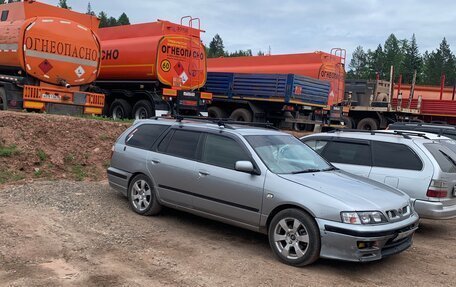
left=131, top=179, right=152, bottom=212
left=273, top=217, right=310, bottom=259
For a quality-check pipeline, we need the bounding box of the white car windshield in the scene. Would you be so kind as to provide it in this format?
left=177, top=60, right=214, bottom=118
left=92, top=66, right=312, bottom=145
left=246, top=135, right=333, bottom=174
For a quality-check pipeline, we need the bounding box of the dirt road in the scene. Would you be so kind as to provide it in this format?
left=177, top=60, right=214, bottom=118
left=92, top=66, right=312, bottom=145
left=0, top=181, right=455, bottom=287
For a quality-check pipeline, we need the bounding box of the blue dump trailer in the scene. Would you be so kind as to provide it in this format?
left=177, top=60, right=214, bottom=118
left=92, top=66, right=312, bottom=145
left=203, top=72, right=331, bottom=130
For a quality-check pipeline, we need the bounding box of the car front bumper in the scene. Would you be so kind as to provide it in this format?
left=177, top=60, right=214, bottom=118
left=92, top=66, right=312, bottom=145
left=414, top=199, right=456, bottom=220
left=316, top=213, right=419, bottom=262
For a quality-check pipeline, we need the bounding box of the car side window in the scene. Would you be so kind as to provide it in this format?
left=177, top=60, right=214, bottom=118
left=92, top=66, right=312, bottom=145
left=202, top=134, right=250, bottom=169
left=125, top=124, right=168, bottom=150
left=322, top=141, right=371, bottom=166
left=160, top=129, right=201, bottom=160
left=372, top=141, right=423, bottom=170
left=303, top=139, right=329, bottom=154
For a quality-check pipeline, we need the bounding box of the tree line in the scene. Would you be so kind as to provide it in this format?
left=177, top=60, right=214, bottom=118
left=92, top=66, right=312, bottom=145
left=58, top=0, right=130, bottom=27
left=206, top=34, right=266, bottom=58
left=348, top=34, right=456, bottom=86
left=0, top=1, right=130, bottom=28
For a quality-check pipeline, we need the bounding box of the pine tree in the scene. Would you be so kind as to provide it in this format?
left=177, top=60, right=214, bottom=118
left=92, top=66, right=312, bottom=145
left=402, top=34, right=421, bottom=84
left=57, top=0, right=71, bottom=9
left=98, top=11, right=109, bottom=28
left=348, top=46, right=368, bottom=79
left=383, top=34, right=404, bottom=80
left=439, top=38, right=456, bottom=85
left=117, top=13, right=130, bottom=25
left=86, top=2, right=95, bottom=16
left=108, top=17, right=118, bottom=27
left=208, top=34, right=225, bottom=58
left=369, top=44, right=386, bottom=79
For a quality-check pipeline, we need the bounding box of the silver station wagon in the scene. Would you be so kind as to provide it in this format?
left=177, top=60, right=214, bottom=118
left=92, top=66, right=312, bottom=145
left=301, top=130, right=456, bottom=220
left=108, top=118, right=419, bottom=266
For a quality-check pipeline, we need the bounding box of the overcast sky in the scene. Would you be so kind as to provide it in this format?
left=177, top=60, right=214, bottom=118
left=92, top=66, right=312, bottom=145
left=41, top=0, right=456, bottom=59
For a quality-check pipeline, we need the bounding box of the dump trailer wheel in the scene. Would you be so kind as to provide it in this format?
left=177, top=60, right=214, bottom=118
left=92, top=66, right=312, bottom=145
left=0, top=87, right=7, bottom=111
left=357, top=117, right=379, bottom=130
left=133, top=100, right=155, bottom=119
left=208, top=106, right=228, bottom=119
left=341, top=116, right=355, bottom=129
left=110, top=99, right=132, bottom=120
left=230, top=108, right=253, bottom=122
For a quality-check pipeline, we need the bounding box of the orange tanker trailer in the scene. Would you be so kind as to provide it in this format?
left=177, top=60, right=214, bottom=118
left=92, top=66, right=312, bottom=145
left=207, top=49, right=346, bottom=106
left=97, top=17, right=212, bottom=119
left=0, top=0, right=104, bottom=115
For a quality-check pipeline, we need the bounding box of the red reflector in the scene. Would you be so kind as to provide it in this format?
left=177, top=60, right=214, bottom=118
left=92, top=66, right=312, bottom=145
left=426, top=189, right=448, bottom=198
left=181, top=100, right=197, bottom=106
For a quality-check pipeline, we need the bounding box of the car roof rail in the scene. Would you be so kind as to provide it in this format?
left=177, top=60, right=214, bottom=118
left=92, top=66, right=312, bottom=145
left=168, top=115, right=279, bottom=130
left=327, top=128, right=431, bottom=139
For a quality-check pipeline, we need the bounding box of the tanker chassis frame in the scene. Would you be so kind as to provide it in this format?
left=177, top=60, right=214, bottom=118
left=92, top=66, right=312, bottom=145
left=95, top=80, right=212, bottom=119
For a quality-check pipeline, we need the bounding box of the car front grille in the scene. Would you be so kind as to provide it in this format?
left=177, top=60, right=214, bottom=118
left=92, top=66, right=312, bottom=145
left=386, top=205, right=411, bottom=221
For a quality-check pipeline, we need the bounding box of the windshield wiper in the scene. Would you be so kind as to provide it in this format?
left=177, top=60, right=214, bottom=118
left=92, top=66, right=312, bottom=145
left=292, top=168, right=322, bottom=174
left=322, top=167, right=338, bottom=171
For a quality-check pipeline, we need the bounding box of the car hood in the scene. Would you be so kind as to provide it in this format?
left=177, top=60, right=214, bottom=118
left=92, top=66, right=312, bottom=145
left=279, top=170, right=410, bottom=211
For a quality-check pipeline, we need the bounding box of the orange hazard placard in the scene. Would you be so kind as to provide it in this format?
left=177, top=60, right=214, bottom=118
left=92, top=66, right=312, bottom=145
left=156, top=36, right=207, bottom=90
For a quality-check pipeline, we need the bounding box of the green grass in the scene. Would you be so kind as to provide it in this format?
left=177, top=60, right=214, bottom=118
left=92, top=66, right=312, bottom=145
left=0, top=169, right=25, bottom=184
left=34, top=169, right=43, bottom=177
left=83, top=115, right=133, bottom=124
left=36, top=149, right=47, bottom=162
left=0, top=144, right=19, bottom=157
left=72, top=165, right=87, bottom=181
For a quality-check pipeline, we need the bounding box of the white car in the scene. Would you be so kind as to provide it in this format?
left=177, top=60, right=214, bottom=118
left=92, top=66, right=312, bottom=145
left=301, top=130, right=456, bottom=220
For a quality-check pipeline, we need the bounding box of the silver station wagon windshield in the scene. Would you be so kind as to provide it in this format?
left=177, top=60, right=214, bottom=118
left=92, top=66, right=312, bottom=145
left=246, top=135, right=332, bottom=174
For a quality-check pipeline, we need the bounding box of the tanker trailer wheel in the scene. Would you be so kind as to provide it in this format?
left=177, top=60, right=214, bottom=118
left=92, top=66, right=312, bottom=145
left=133, top=100, right=155, bottom=120
left=208, top=106, right=228, bottom=119
left=341, top=116, right=356, bottom=129
left=0, top=88, right=6, bottom=111
left=357, top=118, right=379, bottom=130
left=230, top=108, right=253, bottom=122
left=110, top=99, right=132, bottom=120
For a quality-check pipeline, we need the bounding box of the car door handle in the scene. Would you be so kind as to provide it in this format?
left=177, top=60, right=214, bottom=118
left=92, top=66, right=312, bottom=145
left=198, top=170, right=210, bottom=176
left=151, top=159, right=160, bottom=164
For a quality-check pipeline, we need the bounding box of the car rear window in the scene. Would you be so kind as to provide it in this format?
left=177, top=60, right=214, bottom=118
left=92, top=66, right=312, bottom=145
left=160, top=129, right=201, bottom=160
left=372, top=142, right=423, bottom=170
left=322, top=141, right=371, bottom=166
left=125, top=124, right=168, bottom=150
left=424, top=143, right=456, bottom=173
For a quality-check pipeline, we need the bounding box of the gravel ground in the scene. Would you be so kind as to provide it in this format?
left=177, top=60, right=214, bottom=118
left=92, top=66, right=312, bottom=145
left=0, top=181, right=455, bottom=286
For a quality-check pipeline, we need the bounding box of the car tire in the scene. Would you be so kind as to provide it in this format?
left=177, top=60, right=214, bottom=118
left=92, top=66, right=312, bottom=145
left=230, top=108, right=253, bottom=122
left=208, top=106, right=228, bottom=119
left=110, top=99, right=132, bottom=120
left=268, top=208, right=320, bottom=266
left=357, top=117, right=379, bottom=130
left=133, top=100, right=155, bottom=119
left=128, top=174, right=161, bottom=216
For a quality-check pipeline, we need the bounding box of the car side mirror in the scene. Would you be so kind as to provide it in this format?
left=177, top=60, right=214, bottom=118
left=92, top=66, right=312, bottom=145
left=235, top=161, right=255, bottom=174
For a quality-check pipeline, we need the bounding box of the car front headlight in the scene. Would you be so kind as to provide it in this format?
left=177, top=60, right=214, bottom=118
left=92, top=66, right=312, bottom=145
left=341, top=211, right=388, bottom=224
